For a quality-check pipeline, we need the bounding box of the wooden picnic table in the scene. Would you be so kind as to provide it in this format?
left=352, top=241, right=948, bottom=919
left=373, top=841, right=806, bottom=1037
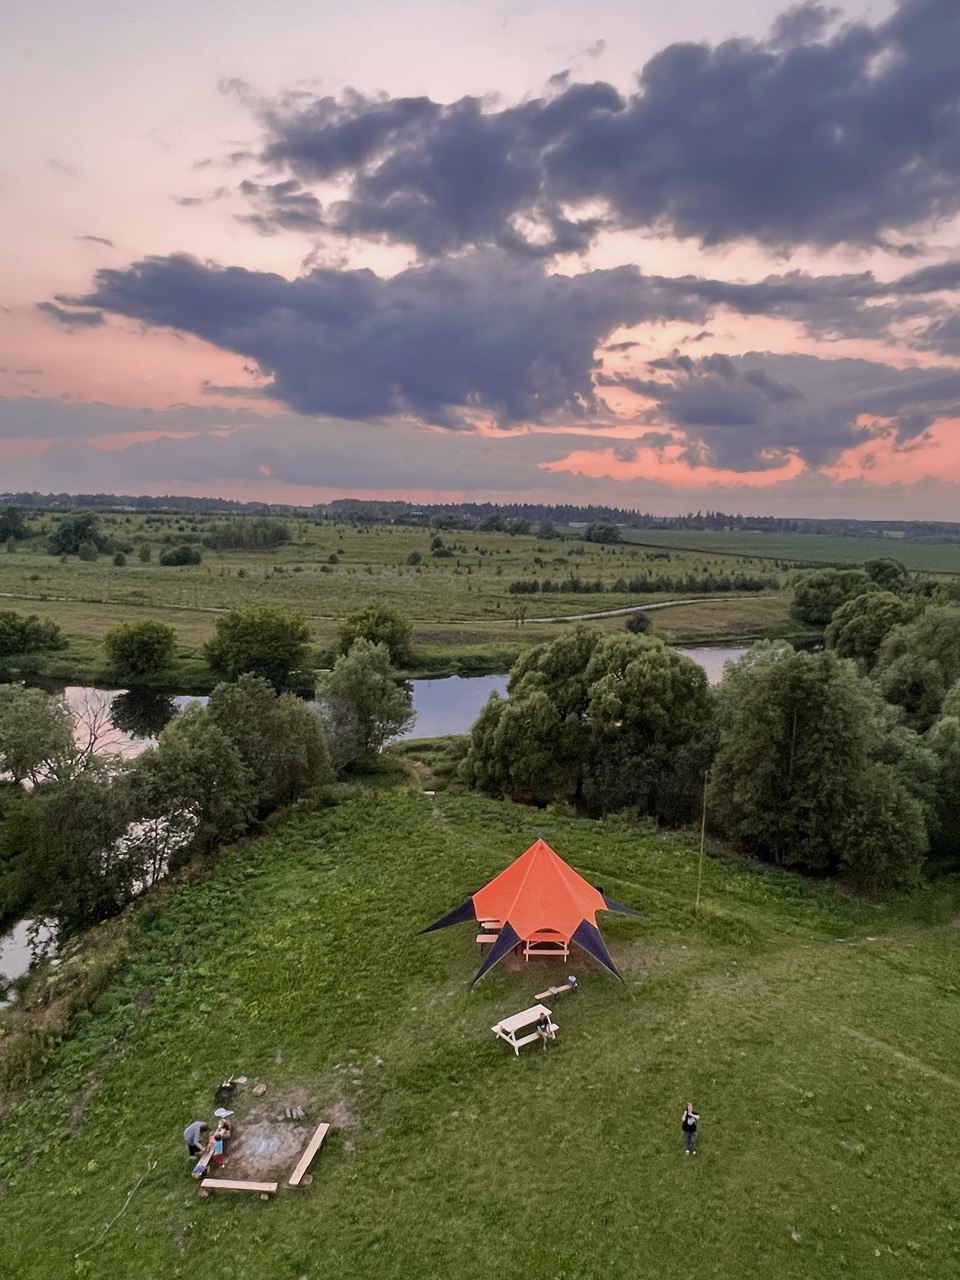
left=523, top=930, right=569, bottom=961
left=491, top=1003, right=558, bottom=1055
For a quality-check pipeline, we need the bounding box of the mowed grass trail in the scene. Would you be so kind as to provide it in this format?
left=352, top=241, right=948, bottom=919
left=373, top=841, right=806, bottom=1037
left=1, top=792, right=958, bottom=1280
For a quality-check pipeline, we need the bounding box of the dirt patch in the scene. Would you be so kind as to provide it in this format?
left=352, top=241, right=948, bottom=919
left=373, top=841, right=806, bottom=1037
left=202, top=1086, right=360, bottom=1181
left=325, top=1097, right=359, bottom=1129
left=222, top=1120, right=312, bottom=1180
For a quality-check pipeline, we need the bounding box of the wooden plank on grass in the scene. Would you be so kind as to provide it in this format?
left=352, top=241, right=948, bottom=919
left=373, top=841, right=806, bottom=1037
left=288, top=1122, right=330, bottom=1187
left=199, top=1178, right=278, bottom=1198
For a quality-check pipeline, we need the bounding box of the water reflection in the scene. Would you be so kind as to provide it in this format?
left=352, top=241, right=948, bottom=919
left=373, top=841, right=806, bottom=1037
left=110, top=689, right=177, bottom=740
left=0, top=919, right=56, bottom=1006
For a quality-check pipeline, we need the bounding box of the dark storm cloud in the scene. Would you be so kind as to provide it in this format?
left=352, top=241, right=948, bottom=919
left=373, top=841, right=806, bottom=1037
left=42, top=247, right=960, bottom=432
left=614, top=352, right=960, bottom=471
left=46, top=251, right=705, bottom=427
left=244, top=0, right=960, bottom=254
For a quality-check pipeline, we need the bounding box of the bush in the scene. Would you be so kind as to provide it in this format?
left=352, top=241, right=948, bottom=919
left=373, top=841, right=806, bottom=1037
left=337, top=606, right=413, bottom=666
left=159, top=544, right=201, bottom=567
left=0, top=611, right=66, bottom=657
left=625, top=612, right=652, bottom=634
left=77, top=540, right=99, bottom=562
left=113, top=551, right=127, bottom=567
left=48, top=512, right=107, bottom=557
left=205, top=605, right=312, bottom=690
left=790, top=569, right=876, bottom=626
left=104, top=620, right=177, bottom=682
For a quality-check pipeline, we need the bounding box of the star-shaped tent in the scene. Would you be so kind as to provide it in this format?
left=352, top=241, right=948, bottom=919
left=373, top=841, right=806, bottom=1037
left=420, top=838, right=640, bottom=983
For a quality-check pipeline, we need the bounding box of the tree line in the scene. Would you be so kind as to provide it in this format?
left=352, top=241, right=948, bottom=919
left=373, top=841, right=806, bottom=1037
left=0, top=605, right=417, bottom=943
left=462, top=563, right=960, bottom=892
left=508, top=570, right=778, bottom=595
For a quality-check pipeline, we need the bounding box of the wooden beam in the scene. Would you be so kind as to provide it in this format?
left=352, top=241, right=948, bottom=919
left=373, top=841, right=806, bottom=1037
left=191, top=1141, right=216, bottom=1179
left=287, top=1122, right=330, bottom=1187
left=198, top=1178, right=278, bottom=1199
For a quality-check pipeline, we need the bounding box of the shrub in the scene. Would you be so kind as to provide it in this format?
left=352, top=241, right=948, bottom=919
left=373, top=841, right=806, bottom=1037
left=0, top=611, right=65, bottom=657
left=337, top=606, right=413, bottom=666
left=159, top=544, right=201, bottom=567
left=104, top=620, right=177, bottom=682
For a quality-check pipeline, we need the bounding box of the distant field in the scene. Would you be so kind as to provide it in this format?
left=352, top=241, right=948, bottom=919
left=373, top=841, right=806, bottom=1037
left=618, top=528, right=960, bottom=573
left=2, top=790, right=959, bottom=1279
left=0, top=515, right=800, bottom=685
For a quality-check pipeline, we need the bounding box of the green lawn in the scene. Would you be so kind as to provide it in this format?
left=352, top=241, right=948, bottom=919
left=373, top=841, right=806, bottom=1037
left=1, top=790, right=958, bottom=1279
left=618, top=528, right=960, bottom=574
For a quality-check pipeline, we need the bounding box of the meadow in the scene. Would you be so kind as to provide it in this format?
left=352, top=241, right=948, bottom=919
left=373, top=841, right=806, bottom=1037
left=1, top=513, right=813, bottom=686
left=618, top=528, right=960, bottom=574
left=1, top=785, right=958, bottom=1280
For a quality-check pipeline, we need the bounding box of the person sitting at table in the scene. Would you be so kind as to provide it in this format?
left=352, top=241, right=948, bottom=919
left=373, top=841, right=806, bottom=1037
left=536, top=1010, right=554, bottom=1051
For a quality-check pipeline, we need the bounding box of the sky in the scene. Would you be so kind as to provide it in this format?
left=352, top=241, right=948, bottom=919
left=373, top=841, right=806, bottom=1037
left=4, top=0, right=960, bottom=517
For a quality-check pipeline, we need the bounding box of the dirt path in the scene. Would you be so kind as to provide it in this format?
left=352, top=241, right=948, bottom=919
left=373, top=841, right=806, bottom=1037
left=528, top=595, right=777, bottom=624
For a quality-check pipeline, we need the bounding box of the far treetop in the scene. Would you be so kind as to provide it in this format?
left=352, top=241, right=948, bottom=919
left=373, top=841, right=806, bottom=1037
left=2, top=492, right=960, bottom=545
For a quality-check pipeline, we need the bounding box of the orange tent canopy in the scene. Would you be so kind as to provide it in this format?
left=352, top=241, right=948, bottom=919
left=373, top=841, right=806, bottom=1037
left=420, top=838, right=641, bottom=983
left=473, top=838, right=606, bottom=941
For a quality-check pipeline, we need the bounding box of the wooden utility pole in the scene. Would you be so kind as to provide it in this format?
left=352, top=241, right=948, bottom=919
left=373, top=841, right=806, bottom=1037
left=695, top=771, right=708, bottom=917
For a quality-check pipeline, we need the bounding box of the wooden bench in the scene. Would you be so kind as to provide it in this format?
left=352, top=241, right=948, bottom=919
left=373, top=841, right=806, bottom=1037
left=476, top=933, right=499, bottom=947
left=288, top=1122, right=330, bottom=1188
left=535, top=982, right=574, bottom=1000
left=198, top=1178, right=278, bottom=1200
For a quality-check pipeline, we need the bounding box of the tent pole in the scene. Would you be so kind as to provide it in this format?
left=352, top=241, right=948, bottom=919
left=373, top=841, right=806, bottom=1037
left=695, top=771, right=708, bottom=918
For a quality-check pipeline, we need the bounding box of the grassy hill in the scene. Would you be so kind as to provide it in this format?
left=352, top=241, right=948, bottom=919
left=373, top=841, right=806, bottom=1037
left=1, top=790, right=958, bottom=1279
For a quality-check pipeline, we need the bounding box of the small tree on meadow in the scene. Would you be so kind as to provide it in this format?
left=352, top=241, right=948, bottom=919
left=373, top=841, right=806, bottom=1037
left=337, top=605, right=413, bottom=666
left=205, top=605, right=312, bottom=691
left=104, top=620, right=177, bottom=683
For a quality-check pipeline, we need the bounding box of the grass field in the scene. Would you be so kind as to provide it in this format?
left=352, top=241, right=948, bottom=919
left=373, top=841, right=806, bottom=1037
left=1, top=514, right=808, bottom=685
left=1, top=787, right=958, bottom=1279
left=618, top=528, right=960, bottom=574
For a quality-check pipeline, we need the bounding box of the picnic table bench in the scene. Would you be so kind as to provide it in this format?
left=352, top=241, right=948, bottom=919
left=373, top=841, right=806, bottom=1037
left=491, top=1003, right=558, bottom=1055
left=524, top=930, right=569, bottom=961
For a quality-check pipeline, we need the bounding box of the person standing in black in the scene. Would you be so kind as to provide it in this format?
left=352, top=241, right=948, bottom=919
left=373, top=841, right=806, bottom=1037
left=681, top=1103, right=700, bottom=1155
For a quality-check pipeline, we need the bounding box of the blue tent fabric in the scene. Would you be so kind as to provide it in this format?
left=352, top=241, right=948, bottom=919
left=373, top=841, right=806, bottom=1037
left=570, top=920, right=623, bottom=981
left=470, top=923, right=521, bottom=986
left=418, top=898, right=477, bottom=934
left=601, top=894, right=643, bottom=917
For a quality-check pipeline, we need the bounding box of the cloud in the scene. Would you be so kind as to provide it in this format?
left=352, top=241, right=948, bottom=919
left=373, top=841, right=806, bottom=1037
left=239, top=0, right=960, bottom=254
left=0, top=396, right=269, bottom=440
left=612, top=351, right=960, bottom=471
left=78, top=235, right=114, bottom=248
left=45, top=251, right=706, bottom=427
left=36, top=301, right=104, bottom=329
left=47, top=158, right=78, bottom=178
left=237, top=179, right=324, bottom=234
